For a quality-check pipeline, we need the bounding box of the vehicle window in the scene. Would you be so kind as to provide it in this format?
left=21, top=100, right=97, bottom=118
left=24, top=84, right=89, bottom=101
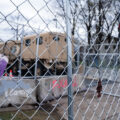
left=65, top=38, right=67, bottom=42
left=36, top=37, right=43, bottom=45
left=25, top=39, right=31, bottom=46
left=53, top=36, right=60, bottom=41
left=11, top=46, right=16, bottom=54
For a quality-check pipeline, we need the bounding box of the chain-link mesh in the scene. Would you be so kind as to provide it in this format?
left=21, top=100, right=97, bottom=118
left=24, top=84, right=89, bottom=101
left=0, top=0, right=120, bottom=120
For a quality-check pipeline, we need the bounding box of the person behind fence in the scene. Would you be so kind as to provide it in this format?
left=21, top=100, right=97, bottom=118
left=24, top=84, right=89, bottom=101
left=0, top=54, right=8, bottom=77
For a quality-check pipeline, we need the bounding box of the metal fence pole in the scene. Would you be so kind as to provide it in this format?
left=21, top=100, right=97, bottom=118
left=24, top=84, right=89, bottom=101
left=34, top=37, right=39, bottom=79
left=83, top=46, right=86, bottom=85
left=65, top=0, right=73, bottom=120
left=19, top=25, right=24, bottom=79
left=77, top=46, right=80, bottom=70
left=35, top=36, right=40, bottom=102
left=118, top=14, right=120, bottom=74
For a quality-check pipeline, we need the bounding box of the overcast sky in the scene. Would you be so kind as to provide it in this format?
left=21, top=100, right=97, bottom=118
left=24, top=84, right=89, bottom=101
left=0, top=0, right=119, bottom=44
left=0, top=0, right=66, bottom=41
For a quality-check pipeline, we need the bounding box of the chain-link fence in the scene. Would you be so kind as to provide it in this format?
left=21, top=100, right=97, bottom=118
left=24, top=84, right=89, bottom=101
left=0, top=0, right=120, bottom=120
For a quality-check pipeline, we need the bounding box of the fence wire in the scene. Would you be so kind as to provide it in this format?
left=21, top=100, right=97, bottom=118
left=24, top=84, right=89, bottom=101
left=0, top=0, right=120, bottom=120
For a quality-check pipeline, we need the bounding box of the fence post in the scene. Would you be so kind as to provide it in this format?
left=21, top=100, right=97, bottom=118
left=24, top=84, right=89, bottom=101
left=35, top=36, right=40, bottom=103
left=77, top=46, right=80, bottom=70
left=65, top=0, right=73, bottom=120
left=19, top=25, right=24, bottom=79
left=118, top=14, right=120, bottom=75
